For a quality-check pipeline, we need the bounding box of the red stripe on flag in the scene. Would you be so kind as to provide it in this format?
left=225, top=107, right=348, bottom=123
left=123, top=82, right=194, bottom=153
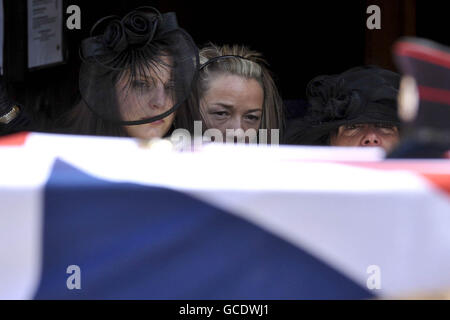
left=340, top=160, right=450, bottom=195
left=421, top=173, right=450, bottom=196
left=418, top=85, right=450, bottom=106
left=395, top=41, right=450, bottom=69
left=0, top=132, right=29, bottom=146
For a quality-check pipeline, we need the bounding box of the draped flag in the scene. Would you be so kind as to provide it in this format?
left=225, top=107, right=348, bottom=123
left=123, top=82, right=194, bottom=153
left=1, top=133, right=449, bottom=299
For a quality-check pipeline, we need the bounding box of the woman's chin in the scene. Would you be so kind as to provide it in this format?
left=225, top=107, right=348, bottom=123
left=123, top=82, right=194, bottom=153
left=125, top=122, right=170, bottom=140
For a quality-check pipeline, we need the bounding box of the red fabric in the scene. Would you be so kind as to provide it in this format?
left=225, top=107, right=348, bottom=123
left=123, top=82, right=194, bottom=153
left=418, top=85, right=450, bottom=106
left=341, top=160, right=450, bottom=195
left=395, top=41, right=450, bottom=69
left=0, top=132, right=29, bottom=146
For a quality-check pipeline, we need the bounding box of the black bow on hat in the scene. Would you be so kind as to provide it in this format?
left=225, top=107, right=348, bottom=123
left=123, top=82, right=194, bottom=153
left=80, top=7, right=179, bottom=62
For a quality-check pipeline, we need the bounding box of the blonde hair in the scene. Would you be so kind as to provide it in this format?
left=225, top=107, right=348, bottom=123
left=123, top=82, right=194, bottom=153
left=196, top=43, right=284, bottom=136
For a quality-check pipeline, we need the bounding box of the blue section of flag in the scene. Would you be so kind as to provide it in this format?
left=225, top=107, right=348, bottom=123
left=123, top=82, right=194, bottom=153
left=34, top=159, right=373, bottom=299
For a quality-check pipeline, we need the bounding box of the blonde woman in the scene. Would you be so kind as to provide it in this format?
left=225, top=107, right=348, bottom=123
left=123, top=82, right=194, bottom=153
left=190, top=44, right=284, bottom=143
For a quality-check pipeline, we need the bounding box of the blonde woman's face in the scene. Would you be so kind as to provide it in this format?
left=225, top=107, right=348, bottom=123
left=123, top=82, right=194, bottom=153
left=200, top=74, right=264, bottom=135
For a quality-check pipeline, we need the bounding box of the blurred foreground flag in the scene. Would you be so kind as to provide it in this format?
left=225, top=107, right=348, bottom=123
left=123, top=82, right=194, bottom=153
left=1, top=132, right=450, bottom=299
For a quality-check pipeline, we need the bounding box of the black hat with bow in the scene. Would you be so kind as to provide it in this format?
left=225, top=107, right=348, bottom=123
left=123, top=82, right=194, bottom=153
left=79, top=7, right=199, bottom=125
left=285, top=65, right=400, bottom=145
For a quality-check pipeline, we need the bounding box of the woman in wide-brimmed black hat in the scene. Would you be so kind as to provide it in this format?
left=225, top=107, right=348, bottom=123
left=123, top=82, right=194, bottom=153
left=284, top=65, right=401, bottom=152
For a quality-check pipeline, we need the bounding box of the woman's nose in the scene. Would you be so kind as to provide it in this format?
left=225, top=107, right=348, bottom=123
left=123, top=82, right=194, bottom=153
left=361, top=130, right=381, bottom=146
left=225, top=118, right=244, bottom=143
left=150, top=86, right=168, bottom=109
left=228, top=117, right=242, bottom=131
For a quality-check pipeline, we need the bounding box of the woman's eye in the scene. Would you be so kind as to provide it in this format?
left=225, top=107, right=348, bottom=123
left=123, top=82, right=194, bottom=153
left=164, top=81, right=176, bottom=91
left=340, top=124, right=362, bottom=136
left=132, top=80, right=151, bottom=90
left=245, top=115, right=260, bottom=122
left=376, top=124, right=398, bottom=134
left=211, top=111, right=229, bottom=119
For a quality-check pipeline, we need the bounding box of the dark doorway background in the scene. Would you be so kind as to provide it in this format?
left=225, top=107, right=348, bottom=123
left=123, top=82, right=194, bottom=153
left=2, top=0, right=447, bottom=130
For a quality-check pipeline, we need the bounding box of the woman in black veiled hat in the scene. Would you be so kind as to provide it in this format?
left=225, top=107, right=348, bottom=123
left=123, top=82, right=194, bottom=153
left=284, top=65, right=401, bottom=153
left=61, top=6, right=199, bottom=139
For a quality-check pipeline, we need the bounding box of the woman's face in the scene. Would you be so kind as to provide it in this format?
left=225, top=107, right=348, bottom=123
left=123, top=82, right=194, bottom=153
left=330, top=123, right=400, bottom=152
left=200, top=74, right=264, bottom=135
left=116, top=57, right=176, bottom=139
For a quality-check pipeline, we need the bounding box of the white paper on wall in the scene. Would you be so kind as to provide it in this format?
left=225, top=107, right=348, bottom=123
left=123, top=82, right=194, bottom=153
left=27, top=0, right=63, bottom=69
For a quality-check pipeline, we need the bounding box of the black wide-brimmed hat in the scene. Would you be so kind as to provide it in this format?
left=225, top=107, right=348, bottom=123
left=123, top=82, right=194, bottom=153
left=79, top=6, right=199, bottom=125
left=285, top=65, right=400, bottom=145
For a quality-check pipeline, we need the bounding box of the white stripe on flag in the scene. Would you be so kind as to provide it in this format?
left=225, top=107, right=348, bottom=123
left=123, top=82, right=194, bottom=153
left=0, top=148, right=54, bottom=299
left=187, top=178, right=450, bottom=297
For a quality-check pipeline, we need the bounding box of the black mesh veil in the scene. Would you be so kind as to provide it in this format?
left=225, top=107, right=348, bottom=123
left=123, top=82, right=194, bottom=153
left=79, top=7, right=199, bottom=125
